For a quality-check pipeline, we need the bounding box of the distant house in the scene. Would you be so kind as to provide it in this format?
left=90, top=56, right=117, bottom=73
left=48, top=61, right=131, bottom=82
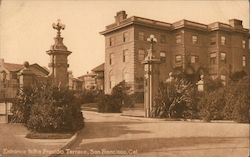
left=0, top=59, right=50, bottom=100
left=91, top=63, right=104, bottom=91
left=78, top=63, right=105, bottom=91
left=68, top=71, right=83, bottom=91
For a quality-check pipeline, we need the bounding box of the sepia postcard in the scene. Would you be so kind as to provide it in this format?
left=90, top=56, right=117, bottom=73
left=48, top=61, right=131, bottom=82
left=0, top=0, right=249, bottom=157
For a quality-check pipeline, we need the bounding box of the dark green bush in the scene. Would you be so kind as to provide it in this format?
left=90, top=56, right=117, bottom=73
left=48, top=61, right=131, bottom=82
left=97, top=94, right=121, bottom=113
left=198, top=88, right=226, bottom=122
left=11, top=83, right=84, bottom=133
left=11, top=87, right=38, bottom=123
left=153, top=78, right=197, bottom=119
left=80, top=90, right=101, bottom=104
left=97, top=81, right=133, bottom=113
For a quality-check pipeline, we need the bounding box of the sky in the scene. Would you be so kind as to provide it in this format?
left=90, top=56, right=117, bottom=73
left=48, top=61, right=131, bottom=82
left=0, top=0, right=249, bottom=77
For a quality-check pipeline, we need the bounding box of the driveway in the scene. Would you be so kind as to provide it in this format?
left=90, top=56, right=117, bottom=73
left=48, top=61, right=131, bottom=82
left=57, top=110, right=249, bottom=157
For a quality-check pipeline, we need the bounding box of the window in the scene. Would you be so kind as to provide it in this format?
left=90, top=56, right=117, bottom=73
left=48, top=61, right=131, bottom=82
left=221, top=36, right=226, bottom=45
left=139, top=32, right=144, bottom=41
left=160, top=35, right=166, bottom=43
left=176, top=34, right=182, bottom=44
left=175, top=55, right=182, bottom=63
left=210, top=53, right=217, bottom=64
left=220, top=52, right=226, bottom=62
left=110, top=76, right=115, bottom=89
left=123, top=49, right=128, bottom=62
left=109, top=53, right=114, bottom=65
left=190, top=55, right=199, bottom=63
left=192, top=35, right=198, bottom=44
left=138, top=49, right=145, bottom=61
left=242, top=40, right=246, bottom=49
left=109, top=37, right=114, bottom=46
left=242, top=56, right=246, bottom=67
left=210, top=36, right=216, bottom=45
left=123, top=32, right=129, bottom=42
left=160, top=51, right=166, bottom=62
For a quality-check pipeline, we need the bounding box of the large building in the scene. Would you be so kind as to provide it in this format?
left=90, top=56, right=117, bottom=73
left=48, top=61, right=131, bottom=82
left=100, top=11, right=250, bottom=94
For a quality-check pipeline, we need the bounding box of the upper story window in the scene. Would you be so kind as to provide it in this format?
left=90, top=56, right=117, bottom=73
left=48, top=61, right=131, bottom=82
left=221, top=36, right=226, bottom=45
left=109, top=37, right=115, bottom=46
left=109, top=53, right=114, bottom=65
left=210, top=53, right=217, bottom=64
left=210, top=36, right=216, bottom=45
left=123, top=49, right=129, bottom=62
left=175, top=55, right=182, bottom=63
left=138, top=49, right=145, bottom=62
left=190, top=55, right=199, bottom=63
left=220, top=52, right=226, bottom=62
left=176, top=34, right=182, bottom=44
left=242, top=40, right=246, bottom=49
left=139, top=32, right=145, bottom=41
left=160, top=35, right=166, bottom=43
left=123, top=32, right=129, bottom=42
left=160, top=51, right=166, bottom=63
left=192, top=35, right=198, bottom=44
left=242, top=56, right=246, bottom=67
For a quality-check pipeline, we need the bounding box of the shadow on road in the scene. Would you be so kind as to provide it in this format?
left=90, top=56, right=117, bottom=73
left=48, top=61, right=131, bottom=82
left=71, top=121, right=150, bottom=148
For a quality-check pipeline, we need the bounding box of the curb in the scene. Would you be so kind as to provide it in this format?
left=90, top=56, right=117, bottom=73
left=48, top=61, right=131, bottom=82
left=48, top=130, right=81, bottom=157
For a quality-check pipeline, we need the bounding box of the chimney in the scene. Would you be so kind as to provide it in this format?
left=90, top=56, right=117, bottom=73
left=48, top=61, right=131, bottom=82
left=115, top=10, right=127, bottom=25
left=229, top=19, right=243, bottom=28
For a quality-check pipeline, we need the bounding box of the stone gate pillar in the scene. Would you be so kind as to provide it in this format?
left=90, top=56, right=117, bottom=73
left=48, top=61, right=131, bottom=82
left=143, top=59, right=160, bottom=118
left=143, top=34, right=161, bottom=118
left=18, top=62, right=34, bottom=88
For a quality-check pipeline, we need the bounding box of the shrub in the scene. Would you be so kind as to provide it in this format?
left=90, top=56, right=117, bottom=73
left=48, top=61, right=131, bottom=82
left=225, top=77, right=249, bottom=123
left=11, top=83, right=84, bottom=133
left=97, top=94, right=121, bottom=113
left=97, top=81, right=133, bottom=113
left=80, top=89, right=101, bottom=104
left=11, top=87, right=38, bottom=123
left=26, top=86, right=84, bottom=132
left=152, top=78, right=196, bottom=119
left=198, top=88, right=225, bottom=122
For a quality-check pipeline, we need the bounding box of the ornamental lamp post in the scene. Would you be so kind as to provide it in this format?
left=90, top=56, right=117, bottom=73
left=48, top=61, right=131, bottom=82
left=143, top=34, right=161, bottom=118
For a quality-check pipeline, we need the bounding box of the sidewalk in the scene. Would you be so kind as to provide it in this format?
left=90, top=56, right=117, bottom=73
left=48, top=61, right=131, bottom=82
left=0, top=123, right=74, bottom=157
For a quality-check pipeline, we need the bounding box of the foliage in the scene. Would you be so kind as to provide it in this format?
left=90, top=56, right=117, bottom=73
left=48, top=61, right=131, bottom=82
left=11, top=83, right=84, bottom=132
left=152, top=78, right=196, bottom=119
left=198, top=76, right=249, bottom=123
left=198, top=88, right=226, bottom=122
left=11, top=87, right=38, bottom=123
left=97, top=81, right=134, bottom=113
left=97, top=94, right=121, bottom=113
left=225, top=77, right=249, bottom=123
left=79, top=89, right=102, bottom=104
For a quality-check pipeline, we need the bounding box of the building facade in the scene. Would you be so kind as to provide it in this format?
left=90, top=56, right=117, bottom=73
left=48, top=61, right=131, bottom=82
left=101, top=11, right=250, bottom=94
left=0, top=59, right=50, bottom=100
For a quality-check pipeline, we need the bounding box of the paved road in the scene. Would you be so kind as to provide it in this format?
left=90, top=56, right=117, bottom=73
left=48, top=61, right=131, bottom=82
left=58, top=110, right=249, bottom=157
